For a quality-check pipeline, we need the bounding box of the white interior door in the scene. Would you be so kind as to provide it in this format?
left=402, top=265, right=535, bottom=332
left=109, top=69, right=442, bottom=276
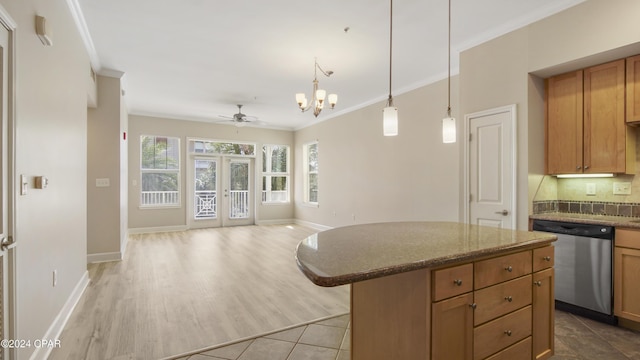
left=0, top=18, right=15, bottom=360
left=466, top=105, right=517, bottom=229
left=188, top=156, right=254, bottom=228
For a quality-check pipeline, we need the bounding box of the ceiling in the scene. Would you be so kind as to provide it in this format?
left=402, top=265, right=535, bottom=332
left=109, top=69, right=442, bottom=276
left=76, top=0, right=586, bottom=130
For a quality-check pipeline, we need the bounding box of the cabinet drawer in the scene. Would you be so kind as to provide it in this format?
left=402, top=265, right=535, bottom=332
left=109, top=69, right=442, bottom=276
left=533, top=246, right=554, bottom=272
left=484, top=337, right=532, bottom=360
left=433, top=263, right=473, bottom=301
left=474, top=275, right=532, bottom=326
left=474, top=306, right=532, bottom=360
left=475, top=251, right=532, bottom=289
left=615, top=228, right=640, bottom=250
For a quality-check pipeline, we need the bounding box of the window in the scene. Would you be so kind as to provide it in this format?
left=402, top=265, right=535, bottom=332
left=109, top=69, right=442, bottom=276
left=189, top=140, right=255, bottom=156
left=262, top=145, right=290, bottom=203
left=140, top=135, right=180, bottom=207
left=303, top=142, right=318, bottom=204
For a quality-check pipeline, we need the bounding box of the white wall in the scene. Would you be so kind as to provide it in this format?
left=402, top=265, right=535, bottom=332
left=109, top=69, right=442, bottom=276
left=128, top=115, right=295, bottom=230
left=0, top=0, right=90, bottom=358
left=294, top=77, right=460, bottom=228
left=87, top=74, right=127, bottom=262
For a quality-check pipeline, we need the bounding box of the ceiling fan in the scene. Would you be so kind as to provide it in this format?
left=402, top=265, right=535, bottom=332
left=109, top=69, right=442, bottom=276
left=216, top=104, right=260, bottom=127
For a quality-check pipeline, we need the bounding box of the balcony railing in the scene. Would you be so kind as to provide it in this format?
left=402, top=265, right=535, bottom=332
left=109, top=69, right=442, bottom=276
left=195, top=190, right=217, bottom=219
left=141, top=191, right=179, bottom=206
left=262, top=190, right=288, bottom=203
left=229, top=190, right=249, bottom=219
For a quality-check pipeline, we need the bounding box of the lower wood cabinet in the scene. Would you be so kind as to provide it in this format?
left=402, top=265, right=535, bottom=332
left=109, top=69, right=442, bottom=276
left=351, top=246, right=555, bottom=360
left=432, top=293, right=474, bottom=360
left=614, top=228, right=640, bottom=323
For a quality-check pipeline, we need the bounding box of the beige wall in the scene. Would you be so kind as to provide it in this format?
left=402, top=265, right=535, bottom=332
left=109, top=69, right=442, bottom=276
left=128, top=115, right=295, bottom=230
left=87, top=74, right=127, bottom=260
left=1, top=0, right=90, bottom=357
left=460, top=0, right=640, bottom=229
left=294, top=77, right=460, bottom=228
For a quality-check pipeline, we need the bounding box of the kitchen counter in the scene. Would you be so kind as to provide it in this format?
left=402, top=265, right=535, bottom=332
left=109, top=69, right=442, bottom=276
left=530, top=212, right=640, bottom=228
left=295, top=221, right=556, bottom=287
left=295, top=221, right=557, bottom=360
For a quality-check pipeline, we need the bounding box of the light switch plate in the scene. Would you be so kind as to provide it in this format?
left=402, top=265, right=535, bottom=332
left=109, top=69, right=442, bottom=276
left=613, top=182, right=631, bottom=195
left=96, top=178, right=110, bottom=187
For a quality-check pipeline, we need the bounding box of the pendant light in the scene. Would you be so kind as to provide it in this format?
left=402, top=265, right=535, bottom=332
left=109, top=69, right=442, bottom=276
left=442, top=0, right=456, bottom=143
left=383, top=0, right=398, bottom=136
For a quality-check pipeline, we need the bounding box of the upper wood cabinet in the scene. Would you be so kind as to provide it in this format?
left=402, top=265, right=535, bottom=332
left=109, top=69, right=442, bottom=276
left=627, top=55, right=640, bottom=123
left=545, top=59, right=635, bottom=175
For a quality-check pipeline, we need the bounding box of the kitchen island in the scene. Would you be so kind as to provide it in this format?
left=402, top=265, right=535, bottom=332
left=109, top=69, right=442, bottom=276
left=295, top=222, right=557, bottom=360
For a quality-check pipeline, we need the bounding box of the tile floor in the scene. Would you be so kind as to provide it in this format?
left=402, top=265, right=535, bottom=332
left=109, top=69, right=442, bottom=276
left=171, top=311, right=640, bottom=360
left=171, top=314, right=350, bottom=360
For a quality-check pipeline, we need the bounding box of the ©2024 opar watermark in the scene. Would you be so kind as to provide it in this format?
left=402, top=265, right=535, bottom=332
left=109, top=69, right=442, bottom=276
left=1, top=338, right=61, bottom=349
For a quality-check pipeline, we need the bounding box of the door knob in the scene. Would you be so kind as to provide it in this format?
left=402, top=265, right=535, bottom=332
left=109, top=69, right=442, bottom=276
left=495, top=210, right=509, bottom=216
left=1, top=236, right=14, bottom=251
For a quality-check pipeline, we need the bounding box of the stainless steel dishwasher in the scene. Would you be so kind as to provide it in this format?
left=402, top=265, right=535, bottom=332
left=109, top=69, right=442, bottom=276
left=532, top=219, right=615, bottom=324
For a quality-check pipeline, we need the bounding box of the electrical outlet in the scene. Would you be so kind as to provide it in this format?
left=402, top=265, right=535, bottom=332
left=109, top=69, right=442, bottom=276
left=613, top=182, right=631, bottom=195
left=586, top=183, right=596, bottom=196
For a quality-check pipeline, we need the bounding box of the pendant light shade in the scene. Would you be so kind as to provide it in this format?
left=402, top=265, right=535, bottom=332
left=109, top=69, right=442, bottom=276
left=383, top=105, right=398, bottom=136
left=383, top=0, right=398, bottom=137
left=442, top=116, right=456, bottom=143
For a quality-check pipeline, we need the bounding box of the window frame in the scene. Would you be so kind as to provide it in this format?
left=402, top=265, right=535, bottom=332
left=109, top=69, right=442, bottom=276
left=303, top=141, right=319, bottom=206
left=139, top=135, right=181, bottom=208
left=262, top=144, right=290, bottom=204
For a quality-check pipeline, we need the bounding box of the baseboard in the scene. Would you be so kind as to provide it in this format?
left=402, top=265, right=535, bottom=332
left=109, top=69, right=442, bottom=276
left=255, top=219, right=295, bottom=226
left=30, top=271, right=90, bottom=360
left=127, top=225, right=188, bottom=235
left=294, top=219, right=333, bottom=231
left=87, top=251, right=122, bottom=264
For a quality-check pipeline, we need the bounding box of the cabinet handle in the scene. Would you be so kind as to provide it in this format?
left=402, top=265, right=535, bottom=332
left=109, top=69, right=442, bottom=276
left=543, top=256, right=551, bottom=261
left=469, top=303, right=477, bottom=309
left=534, top=281, right=542, bottom=287
left=504, top=330, right=512, bottom=336
left=584, top=165, right=590, bottom=170
left=576, top=166, right=582, bottom=170
left=453, top=279, right=463, bottom=286
left=504, top=296, right=513, bottom=302
left=505, top=266, right=513, bottom=272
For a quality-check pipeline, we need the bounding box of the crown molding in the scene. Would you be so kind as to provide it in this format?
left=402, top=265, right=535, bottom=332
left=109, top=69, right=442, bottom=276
left=65, top=0, right=101, bottom=71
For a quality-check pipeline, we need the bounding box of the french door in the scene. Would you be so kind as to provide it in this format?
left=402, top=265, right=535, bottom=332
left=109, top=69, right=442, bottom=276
left=188, top=156, right=254, bottom=228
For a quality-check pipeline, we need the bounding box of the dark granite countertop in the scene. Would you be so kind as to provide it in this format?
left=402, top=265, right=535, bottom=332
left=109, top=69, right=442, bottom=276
left=530, top=213, right=640, bottom=228
left=295, top=221, right=556, bottom=287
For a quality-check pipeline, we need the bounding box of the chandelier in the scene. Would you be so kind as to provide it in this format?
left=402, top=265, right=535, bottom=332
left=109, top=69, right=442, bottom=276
left=295, top=58, right=338, bottom=117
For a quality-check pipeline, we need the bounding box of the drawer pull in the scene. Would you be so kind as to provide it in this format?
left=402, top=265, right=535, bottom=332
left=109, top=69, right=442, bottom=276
left=453, top=279, right=463, bottom=286
left=469, top=303, right=477, bottom=309
left=504, top=330, right=512, bottom=336
left=534, top=281, right=542, bottom=287
left=505, top=266, right=513, bottom=272
left=543, top=256, right=552, bottom=261
left=504, top=296, right=513, bottom=302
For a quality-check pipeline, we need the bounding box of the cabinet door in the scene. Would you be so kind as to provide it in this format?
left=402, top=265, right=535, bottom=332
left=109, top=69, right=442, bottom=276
left=532, top=268, right=554, bottom=360
left=614, top=246, right=640, bottom=322
left=627, top=55, right=640, bottom=123
left=432, top=292, right=473, bottom=360
left=583, top=59, right=627, bottom=173
left=545, top=70, right=583, bottom=174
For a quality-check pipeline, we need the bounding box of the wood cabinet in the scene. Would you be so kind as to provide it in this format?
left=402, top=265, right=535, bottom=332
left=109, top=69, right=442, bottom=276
left=627, top=55, right=640, bottom=123
left=545, top=59, right=635, bottom=174
left=351, top=245, right=555, bottom=360
left=613, top=228, right=640, bottom=323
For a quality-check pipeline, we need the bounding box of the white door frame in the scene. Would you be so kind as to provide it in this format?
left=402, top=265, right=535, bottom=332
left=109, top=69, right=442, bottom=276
left=463, top=104, right=517, bottom=228
left=0, top=4, right=17, bottom=359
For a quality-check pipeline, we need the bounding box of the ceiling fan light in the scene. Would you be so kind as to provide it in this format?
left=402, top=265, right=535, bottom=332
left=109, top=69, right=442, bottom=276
left=383, top=106, right=398, bottom=136
left=442, top=116, right=456, bottom=143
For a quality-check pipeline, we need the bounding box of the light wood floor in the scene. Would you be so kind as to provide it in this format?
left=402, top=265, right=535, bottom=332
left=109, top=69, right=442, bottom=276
left=49, top=225, right=350, bottom=360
